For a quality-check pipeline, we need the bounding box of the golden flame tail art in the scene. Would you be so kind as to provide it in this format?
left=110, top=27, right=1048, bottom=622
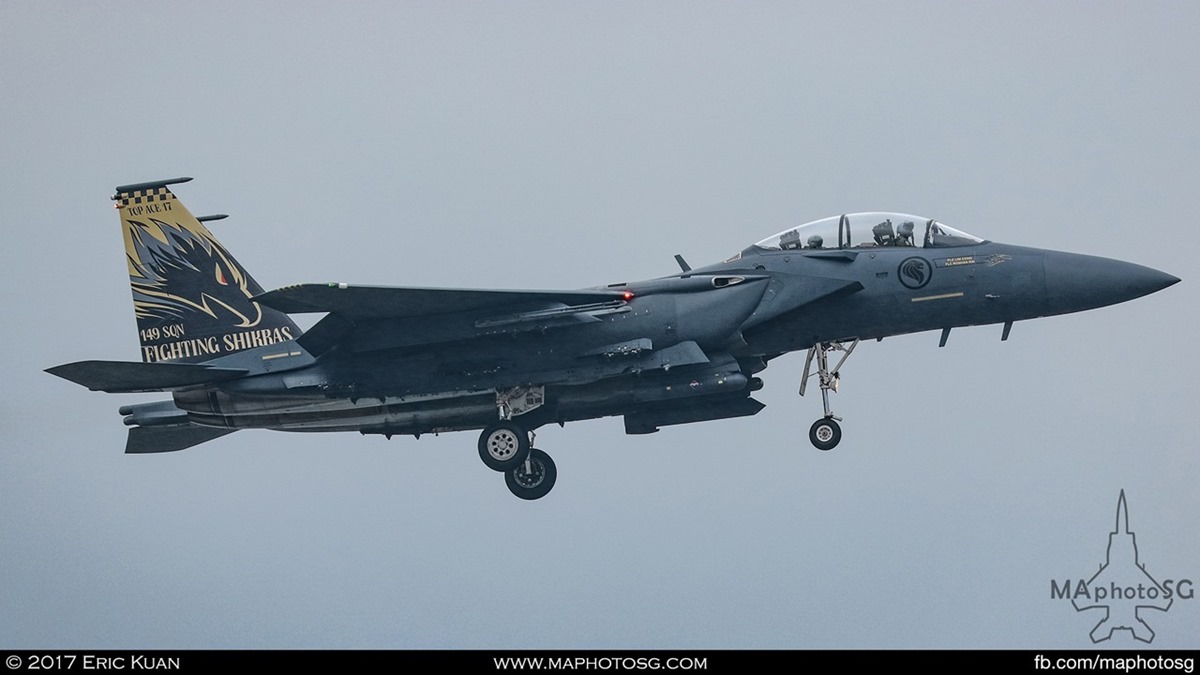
left=114, top=178, right=300, bottom=363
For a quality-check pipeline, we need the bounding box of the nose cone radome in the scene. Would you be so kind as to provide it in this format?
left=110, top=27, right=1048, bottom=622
left=1043, top=251, right=1180, bottom=316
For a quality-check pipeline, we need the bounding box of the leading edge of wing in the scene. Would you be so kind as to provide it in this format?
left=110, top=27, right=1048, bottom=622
left=255, top=284, right=630, bottom=319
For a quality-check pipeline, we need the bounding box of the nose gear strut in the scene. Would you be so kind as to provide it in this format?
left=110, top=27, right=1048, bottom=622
left=799, top=338, right=859, bottom=450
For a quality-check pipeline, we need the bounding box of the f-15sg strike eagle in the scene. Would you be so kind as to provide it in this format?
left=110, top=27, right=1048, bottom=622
left=48, top=178, right=1179, bottom=499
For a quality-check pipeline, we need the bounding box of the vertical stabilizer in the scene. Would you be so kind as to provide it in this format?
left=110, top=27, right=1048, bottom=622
left=114, top=178, right=300, bottom=363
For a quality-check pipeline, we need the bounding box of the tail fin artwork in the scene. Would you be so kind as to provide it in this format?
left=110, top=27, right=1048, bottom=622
left=115, top=178, right=300, bottom=363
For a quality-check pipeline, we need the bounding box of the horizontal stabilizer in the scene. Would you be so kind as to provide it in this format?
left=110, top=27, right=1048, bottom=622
left=256, top=284, right=629, bottom=319
left=46, top=360, right=247, bottom=393
left=126, top=424, right=236, bottom=454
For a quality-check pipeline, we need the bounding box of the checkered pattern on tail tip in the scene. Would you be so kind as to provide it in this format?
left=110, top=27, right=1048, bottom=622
left=116, top=186, right=175, bottom=207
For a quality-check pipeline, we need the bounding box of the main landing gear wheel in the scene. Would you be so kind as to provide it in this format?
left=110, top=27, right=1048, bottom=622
left=506, top=448, right=557, bottom=501
left=809, top=418, right=842, bottom=451
left=478, top=421, right=531, bottom=472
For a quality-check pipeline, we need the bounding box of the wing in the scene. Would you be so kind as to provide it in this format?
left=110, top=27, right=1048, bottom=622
left=255, top=283, right=632, bottom=354
left=256, top=283, right=627, bottom=318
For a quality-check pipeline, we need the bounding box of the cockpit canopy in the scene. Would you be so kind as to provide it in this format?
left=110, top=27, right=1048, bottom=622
left=754, top=213, right=985, bottom=251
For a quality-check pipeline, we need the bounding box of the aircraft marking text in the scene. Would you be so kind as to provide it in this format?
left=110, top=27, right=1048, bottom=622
left=141, top=326, right=295, bottom=362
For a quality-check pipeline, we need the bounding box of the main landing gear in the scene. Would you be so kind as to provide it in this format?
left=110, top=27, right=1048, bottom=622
left=800, top=338, right=859, bottom=451
left=477, top=420, right=558, bottom=500
left=505, top=448, right=557, bottom=501
left=478, top=421, right=530, bottom=471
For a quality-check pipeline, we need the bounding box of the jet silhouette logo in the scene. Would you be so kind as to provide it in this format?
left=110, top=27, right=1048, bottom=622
left=1051, top=491, right=1193, bottom=643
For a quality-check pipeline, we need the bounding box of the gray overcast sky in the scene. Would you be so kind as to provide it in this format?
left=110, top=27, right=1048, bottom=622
left=2, top=1, right=1196, bottom=648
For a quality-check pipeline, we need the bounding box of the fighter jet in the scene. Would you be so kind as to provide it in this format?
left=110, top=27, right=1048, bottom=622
left=47, top=178, right=1179, bottom=499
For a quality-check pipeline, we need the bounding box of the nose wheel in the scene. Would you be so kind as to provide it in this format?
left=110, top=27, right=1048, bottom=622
left=809, top=418, right=842, bottom=451
left=800, top=339, right=858, bottom=451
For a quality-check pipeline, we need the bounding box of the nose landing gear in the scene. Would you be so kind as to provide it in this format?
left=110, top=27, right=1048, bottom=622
left=800, top=338, right=858, bottom=451
left=808, top=417, right=842, bottom=451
